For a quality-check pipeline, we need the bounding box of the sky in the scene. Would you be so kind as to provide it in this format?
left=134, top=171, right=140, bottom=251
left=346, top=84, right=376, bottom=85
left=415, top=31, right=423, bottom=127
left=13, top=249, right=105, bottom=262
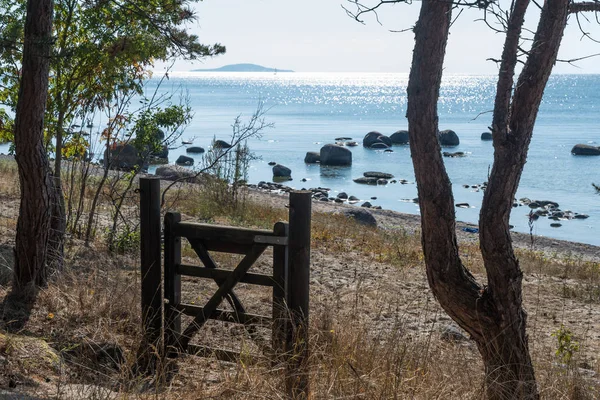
left=165, top=0, right=600, bottom=74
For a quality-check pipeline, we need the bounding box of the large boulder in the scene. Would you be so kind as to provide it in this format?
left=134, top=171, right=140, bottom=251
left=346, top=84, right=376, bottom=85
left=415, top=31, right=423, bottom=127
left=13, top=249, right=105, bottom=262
left=481, top=131, right=493, bottom=141
left=156, top=165, right=201, bottom=183
left=175, top=155, right=194, bottom=166
left=342, top=208, right=377, bottom=227
left=103, top=143, right=143, bottom=171
left=186, top=146, right=205, bottom=154
left=320, top=144, right=352, bottom=166
left=304, top=151, right=320, bottom=163
left=363, top=131, right=392, bottom=148
left=273, top=164, right=292, bottom=178
left=438, top=129, right=460, bottom=146
left=571, top=144, right=600, bottom=156
left=390, top=130, right=409, bottom=145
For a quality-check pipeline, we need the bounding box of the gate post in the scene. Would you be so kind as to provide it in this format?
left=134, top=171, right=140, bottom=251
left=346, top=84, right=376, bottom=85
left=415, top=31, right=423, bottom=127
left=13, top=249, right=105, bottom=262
left=286, top=191, right=311, bottom=399
left=139, top=177, right=162, bottom=369
left=272, top=221, right=289, bottom=358
left=164, top=212, right=182, bottom=356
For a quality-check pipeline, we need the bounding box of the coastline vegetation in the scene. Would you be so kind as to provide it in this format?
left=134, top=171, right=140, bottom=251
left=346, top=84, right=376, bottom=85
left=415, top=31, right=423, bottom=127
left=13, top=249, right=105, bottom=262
left=0, top=158, right=597, bottom=398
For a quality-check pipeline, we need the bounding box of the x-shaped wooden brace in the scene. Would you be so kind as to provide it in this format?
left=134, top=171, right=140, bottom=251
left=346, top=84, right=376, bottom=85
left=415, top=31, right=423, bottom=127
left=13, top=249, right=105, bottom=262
left=188, top=238, right=247, bottom=313
left=178, top=242, right=267, bottom=350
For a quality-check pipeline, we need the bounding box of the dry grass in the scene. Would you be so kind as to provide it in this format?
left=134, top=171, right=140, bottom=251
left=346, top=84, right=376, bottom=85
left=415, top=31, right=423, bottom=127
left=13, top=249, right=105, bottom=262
left=0, top=162, right=596, bottom=398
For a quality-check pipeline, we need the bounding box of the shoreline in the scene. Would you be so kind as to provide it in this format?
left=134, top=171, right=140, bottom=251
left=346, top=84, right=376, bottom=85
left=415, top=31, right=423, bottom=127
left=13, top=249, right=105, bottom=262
left=247, top=186, right=600, bottom=262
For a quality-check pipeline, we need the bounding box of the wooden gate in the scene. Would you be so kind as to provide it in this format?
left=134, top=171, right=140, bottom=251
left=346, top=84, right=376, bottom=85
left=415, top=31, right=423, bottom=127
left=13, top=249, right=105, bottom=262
left=138, top=177, right=311, bottom=398
left=163, top=213, right=289, bottom=359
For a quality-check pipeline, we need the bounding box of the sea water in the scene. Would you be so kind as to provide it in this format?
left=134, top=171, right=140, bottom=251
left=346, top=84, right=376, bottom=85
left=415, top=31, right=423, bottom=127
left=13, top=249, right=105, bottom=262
left=154, top=72, right=600, bottom=246
left=8, top=72, right=599, bottom=245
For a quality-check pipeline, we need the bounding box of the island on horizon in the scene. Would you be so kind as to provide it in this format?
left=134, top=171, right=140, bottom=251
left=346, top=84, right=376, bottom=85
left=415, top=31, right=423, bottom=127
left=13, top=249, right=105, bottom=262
left=192, top=63, right=294, bottom=73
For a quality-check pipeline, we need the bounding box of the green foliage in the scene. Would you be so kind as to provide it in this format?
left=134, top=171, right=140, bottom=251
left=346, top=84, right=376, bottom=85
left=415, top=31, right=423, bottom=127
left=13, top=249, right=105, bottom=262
left=107, top=225, right=140, bottom=254
left=131, top=104, right=192, bottom=155
left=0, top=0, right=224, bottom=151
left=552, top=325, right=580, bottom=364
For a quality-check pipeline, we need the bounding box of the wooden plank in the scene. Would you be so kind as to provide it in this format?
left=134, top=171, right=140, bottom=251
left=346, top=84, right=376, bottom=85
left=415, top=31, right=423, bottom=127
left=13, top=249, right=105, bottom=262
left=186, top=344, right=258, bottom=364
left=174, top=303, right=272, bottom=326
left=177, top=263, right=274, bottom=287
left=164, top=212, right=182, bottom=355
left=174, top=222, right=278, bottom=246
left=139, top=178, right=162, bottom=356
left=187, top=238, right=249, bottom=314
left=272, top=221, right=289, bottom=358
left=179, top=244, right=267, bottom=350
left=286, top=191, right=312, bottom=399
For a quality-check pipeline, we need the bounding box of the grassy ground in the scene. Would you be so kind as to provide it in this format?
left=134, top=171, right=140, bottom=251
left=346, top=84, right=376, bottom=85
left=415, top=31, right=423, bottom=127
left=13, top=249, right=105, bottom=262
left=0, top=160, right=597, bottom=399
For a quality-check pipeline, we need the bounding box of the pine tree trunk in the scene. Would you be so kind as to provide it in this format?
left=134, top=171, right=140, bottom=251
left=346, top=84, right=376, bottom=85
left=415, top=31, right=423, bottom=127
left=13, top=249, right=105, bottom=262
left=13, top=0, right=54, bottom=295
left=406, top=0, right=566, bottom=398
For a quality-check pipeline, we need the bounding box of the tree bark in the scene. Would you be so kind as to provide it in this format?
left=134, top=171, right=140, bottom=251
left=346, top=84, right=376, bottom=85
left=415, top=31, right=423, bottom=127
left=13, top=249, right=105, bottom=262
left=479, top=0, right=569, bottom=398
left=13, top=0, right=55, bottom=295
left=407, top=0, right=570, bottom=398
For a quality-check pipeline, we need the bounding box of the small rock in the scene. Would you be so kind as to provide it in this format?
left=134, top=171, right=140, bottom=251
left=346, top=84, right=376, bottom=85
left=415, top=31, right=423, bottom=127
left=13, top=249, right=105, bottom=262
left=481, top=131, right=493, bottom=140
left=186, top=146, right=205, bottom=154
left=455, top=203, right=470, bottom=208
left=342, top=208, right=377, bottom=227
left=363, top=171, right=394, bottom=179
left=214, top=140, right=232, bottom=149
left=441, top=324, right=469, bottom=342
left=337, top=192, right=349, bottom=200
left=550, top=223, right=562, bottom=228
left=361, top=202, right=372, bottom=208
left=268, top=161, right=277, bottom=166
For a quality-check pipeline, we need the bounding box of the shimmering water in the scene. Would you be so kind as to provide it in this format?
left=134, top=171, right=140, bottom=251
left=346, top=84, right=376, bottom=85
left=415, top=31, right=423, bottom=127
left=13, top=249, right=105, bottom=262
left=148, top=72, right=600, bottom=245
left=13, top=72, right=600, bottom=245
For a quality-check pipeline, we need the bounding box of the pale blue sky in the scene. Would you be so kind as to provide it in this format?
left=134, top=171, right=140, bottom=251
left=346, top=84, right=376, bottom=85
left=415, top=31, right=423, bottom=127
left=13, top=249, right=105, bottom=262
left=167, top=0, right=600, bottom=74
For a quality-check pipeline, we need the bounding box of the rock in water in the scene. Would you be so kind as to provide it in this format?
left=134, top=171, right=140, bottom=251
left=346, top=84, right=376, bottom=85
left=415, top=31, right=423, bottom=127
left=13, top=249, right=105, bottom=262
left=320, top=144, right=352, bottom=166
left=390, top=129, right=409, bottom=144
left=363, top=171, right=394, bottom=179
left=370, top=142, right=390, bottom=149
left=103, top=143, right=143, bottom=171
left=175, top=155, right=194, bottom=166
left=186, top=146, right=205, bottom=154
left=304, top=151, right=320, bottom=163
left=481, top=131, right=493, bottom=140
left=353, top=177, right=378, bottom=185
left=363, top=131, right=392, bottom=148
left=443, top=151, right=466, bottom=158
left=273, top=164, right=292, bottom=178
left=438, top=129, right=460, bottom=146
left=342, top=208, right=377, bottom=227
left=214, top=139, right=232, bottom=149
left=571, top=144, right=600, bottom=156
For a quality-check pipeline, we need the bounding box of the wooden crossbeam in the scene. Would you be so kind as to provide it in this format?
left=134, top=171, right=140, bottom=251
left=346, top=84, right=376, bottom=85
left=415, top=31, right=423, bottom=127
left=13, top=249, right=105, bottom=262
left=177, top=264, right=274, bottom=287
left=174, top=222, right=279, bottom=254
left=179, top=244, right=267, bottom=350
left=174, top=303, right=272, bottom=326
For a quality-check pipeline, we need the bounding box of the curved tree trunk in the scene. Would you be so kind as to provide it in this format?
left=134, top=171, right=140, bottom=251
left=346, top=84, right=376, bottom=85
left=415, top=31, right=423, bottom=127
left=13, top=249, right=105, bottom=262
left=478, top=0, right=569, bottom=397
left=407, top=0, right=569, bottom=398
left=13, top=0, right=55, bottom=296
